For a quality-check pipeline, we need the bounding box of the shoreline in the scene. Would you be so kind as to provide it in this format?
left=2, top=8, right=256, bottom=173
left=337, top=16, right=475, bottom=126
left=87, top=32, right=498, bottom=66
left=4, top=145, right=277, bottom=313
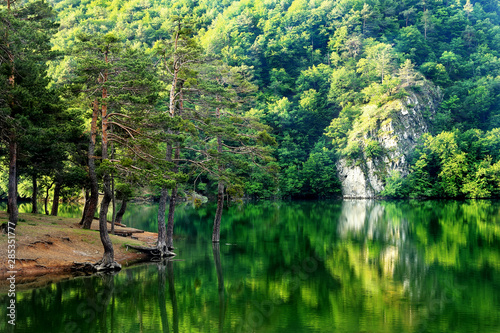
left=0, top=211, right=158, bottom=292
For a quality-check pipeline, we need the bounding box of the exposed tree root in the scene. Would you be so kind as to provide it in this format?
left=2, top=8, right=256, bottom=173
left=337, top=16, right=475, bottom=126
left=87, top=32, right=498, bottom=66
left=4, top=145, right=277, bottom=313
left=126, top=244, right=176, bottom=258
left=72, top=260, right=122, bottom=274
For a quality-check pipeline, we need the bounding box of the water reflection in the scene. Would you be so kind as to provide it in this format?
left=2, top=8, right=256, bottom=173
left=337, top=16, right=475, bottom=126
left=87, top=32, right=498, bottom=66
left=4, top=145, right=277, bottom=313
left=157, top=259, right=179, bottom=333
left=158, top=262, right=169, bottom=333
left=1, top=200, right=500, bottom=332
left=210, top=243, right=225, bottom=333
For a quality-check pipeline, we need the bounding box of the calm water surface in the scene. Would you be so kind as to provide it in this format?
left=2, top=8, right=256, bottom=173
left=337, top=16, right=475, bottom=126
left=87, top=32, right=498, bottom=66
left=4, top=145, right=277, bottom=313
left=1, top=200, right=500, bottom=332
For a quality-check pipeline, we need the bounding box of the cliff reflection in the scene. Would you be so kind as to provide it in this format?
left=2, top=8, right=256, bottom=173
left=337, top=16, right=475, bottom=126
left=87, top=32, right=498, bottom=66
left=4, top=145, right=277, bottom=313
left=3, top=200, right=500, bottom=333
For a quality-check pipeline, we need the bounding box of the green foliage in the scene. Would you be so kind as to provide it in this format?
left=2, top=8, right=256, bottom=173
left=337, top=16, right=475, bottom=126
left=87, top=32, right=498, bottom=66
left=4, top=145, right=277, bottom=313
left=399, top=129, right=500, bottom=198
left=3, top=0, right=500, bottom=200
left=380, top=171, right=407, bottom=198
left=420, top=62, right=451, bottom=86
left=301, top=147, right=341, bottom=197
left=325, top=106, right=361, bottom=151
left=115, top=182, right=134, bottom=200
left=364, top=140, right=382, bottom=160
left=0, top=0, right=87, bottom=206
left=342, top=141, right=361, bottom=161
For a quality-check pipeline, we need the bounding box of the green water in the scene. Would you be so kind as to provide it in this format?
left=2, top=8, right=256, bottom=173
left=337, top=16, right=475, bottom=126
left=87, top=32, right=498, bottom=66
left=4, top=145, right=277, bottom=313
left=2, top=200, right=500, bottom=332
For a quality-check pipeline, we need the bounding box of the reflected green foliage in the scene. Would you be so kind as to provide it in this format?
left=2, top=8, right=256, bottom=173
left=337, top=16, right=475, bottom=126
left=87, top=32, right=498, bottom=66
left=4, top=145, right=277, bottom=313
left=2, top=200, right=500, bottom=332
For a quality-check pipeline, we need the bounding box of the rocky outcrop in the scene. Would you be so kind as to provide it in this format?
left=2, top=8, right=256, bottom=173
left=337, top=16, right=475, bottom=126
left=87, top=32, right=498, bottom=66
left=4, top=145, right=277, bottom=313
left=337, top=83, right=441, bottom=198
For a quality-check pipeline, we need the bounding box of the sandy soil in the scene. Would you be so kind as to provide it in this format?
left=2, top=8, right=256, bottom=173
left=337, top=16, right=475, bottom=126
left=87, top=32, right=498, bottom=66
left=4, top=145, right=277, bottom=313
left=0, top=211, right=159, bottom=291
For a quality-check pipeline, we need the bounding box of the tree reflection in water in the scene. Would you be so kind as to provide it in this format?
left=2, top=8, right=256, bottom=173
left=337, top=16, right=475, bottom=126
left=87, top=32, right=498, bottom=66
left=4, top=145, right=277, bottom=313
left=2, top=200, right=499, bottom=333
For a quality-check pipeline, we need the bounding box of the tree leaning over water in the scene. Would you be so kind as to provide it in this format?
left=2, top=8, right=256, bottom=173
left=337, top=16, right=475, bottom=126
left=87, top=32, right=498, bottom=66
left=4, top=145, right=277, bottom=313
left=189, top=63, right=277, bottom=242
left=153, top=15, right=200, bottom=254
left=68, top=31, right=159, bottom=269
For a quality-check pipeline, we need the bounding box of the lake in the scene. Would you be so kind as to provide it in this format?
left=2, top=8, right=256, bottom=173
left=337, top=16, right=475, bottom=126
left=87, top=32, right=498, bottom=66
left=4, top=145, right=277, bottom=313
left=1, top=199, right=500, bottom=332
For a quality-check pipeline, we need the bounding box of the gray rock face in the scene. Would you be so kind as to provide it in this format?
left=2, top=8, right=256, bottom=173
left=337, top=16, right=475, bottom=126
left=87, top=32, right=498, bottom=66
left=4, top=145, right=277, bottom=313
left=337, top=83, right=441, bottom=198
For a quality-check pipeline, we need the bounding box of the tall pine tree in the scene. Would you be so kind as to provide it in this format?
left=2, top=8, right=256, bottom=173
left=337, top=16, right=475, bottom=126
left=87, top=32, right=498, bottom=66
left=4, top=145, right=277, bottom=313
left=0, top=0, right=59, bottom=229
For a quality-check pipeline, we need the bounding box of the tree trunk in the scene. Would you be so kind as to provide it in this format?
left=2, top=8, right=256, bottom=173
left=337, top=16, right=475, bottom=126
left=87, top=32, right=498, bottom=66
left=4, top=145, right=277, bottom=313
left=161, top=27, right=182, bottom=252
left=97, top=56, right=118, bottom=269
left=81, top=99, right=99, bottom=229
left=111, top=174, right=115, bottom=235
left=98, top=173, right=115, bottom=266
left=44, top=182, right=53, bottom=215
left=51, top=181, right=61, bottom=216
left=110, top=129, right=115, bottom=235
left=166, top=186, right=177, bottom=251
left=212, top=181, right=224, bottom=243
left=31, top=174, right=38, bottom=214
left=212, top=105, right=224, bottom=243
left=166, top=144, right=180, bottom=251
left=115, top=198, right=128, bottom=225
left=168, top=26, right=180, bottom=118
left=8, top=139, right=18, bottom=228
left=80, top=189, right=90, bottom=225
left=157, top=187, right=169, bottom=255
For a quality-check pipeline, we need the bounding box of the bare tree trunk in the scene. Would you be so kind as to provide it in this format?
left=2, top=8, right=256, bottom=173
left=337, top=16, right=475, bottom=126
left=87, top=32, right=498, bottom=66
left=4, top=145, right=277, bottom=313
left=160, top=26, right=181, bottom=252
left=51, top=181, right=61, bottom=216
left=99, top=173, right=115, bottom=266
left=82, top=99, right=99, bottom=229
left=111, top=174, right=115, bottom=235
left=212, top=181, right=224, bottom=243
left=157, top=134, right=173, bottom=254
left=166, top=186, right=177, bottom=251
left=44, top=182, right=53, bottom=215
left=166, top=144, right=180, bottom=250
left=110, top=129, right=115, bottom=235
left=115, top=198, right=128, bottom=224
left=8, top=139, right=18, bottom=228
left=31, top=174, right=38, bottom=214
left=80, top=188, right=90, bottom=225
left=97, top=53, right=118, bottom=270
left=6, top=2, right=18, bottom=228
left=157, top=188, right=169, bottom=255
left=212, top=105, right=224, bottom=243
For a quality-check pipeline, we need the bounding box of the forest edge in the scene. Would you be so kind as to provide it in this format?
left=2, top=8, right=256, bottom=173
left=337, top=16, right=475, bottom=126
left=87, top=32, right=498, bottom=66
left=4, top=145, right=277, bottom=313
left=0, top=210, right=157, bottom=290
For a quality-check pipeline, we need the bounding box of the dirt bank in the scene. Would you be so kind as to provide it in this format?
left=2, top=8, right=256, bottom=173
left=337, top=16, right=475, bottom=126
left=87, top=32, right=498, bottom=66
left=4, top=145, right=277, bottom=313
left=0, top=211, right=158, bottom=291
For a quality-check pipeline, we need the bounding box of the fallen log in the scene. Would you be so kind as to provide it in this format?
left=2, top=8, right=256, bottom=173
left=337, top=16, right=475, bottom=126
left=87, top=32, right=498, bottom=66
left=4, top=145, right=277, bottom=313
left=112, top=229, right=144, bottom=235
left=109, top=228, right=144, bottom=238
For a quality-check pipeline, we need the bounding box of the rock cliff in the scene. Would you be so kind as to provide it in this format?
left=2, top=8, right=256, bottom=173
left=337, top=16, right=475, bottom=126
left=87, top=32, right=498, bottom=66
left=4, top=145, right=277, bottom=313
left=337, top=83, right=442, bottom=198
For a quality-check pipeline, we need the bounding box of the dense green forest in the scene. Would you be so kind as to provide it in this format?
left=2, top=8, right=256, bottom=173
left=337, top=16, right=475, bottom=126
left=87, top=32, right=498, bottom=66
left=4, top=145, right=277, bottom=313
left=2, top=0, right=500, bottom=212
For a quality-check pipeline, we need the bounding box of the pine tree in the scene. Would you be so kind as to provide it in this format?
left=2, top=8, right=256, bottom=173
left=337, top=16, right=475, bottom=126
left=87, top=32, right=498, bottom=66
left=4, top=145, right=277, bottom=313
left=0, top=0, right=58, bottom=229
left=189, top=63, right=276, bottom=242
left=153, top=16, right=201, bottom=254
left=68, top=31, right=159, bottom=269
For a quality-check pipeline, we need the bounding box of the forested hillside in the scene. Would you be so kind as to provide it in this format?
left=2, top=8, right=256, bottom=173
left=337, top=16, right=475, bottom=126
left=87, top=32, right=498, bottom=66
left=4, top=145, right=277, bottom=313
left=3, top=0, right=500, bottom=203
